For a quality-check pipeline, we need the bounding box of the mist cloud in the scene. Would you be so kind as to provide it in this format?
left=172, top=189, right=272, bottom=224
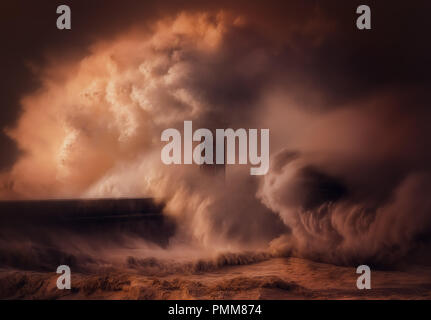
left=1, top=7, right=431, bottom=266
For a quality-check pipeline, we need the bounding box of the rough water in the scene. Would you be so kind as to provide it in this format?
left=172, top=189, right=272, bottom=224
left=0, top=253, right=431, bottom=300
left=1, top=198, right=431, bottom=300
left=1, top=255, right=431, bottom=300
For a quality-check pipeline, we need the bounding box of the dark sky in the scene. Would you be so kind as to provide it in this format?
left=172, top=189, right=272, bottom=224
left=0, top=0, right=430, bottom=171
